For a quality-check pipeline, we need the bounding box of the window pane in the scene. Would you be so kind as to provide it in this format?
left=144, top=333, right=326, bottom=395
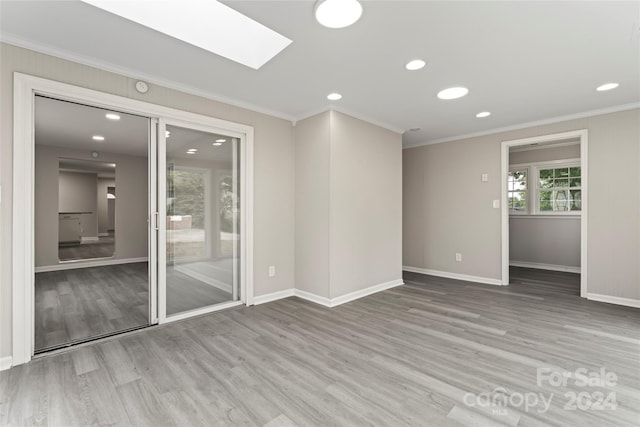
left=570, top=190, right=582, bottom=211
left=540, top=178, right=554, bottom=188
left=540, top=199, right=553, bottom=211
left=539, top=169, right=553, bottom=179
left=554, top=168, right=569, bottom=178
left=554, top=190, right=569, bottom=211
left=570, top=167, right=581, bottom=177
left=554, top=178, right=569, bottom=187
left=570, top=178, right=581, bottom=188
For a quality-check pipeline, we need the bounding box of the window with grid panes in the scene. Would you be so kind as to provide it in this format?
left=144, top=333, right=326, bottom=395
left=538, top=166, right=581, bottom=212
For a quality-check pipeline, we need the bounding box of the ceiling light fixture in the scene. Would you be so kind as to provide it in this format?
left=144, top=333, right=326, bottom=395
left=596, top=83, right=619, bottom=91
left=105, top=113, right=120, bottom=120
left=187, top=148, right=197, bottom=152
left=437, top=87, right=469, bottom=100
left=216, top=139, right=226, bottom=143
left=186, top=151, right=195, bottom=155
left=327, top=92, right=342, bottom=101
left=476, top=111, right=491, bottom=118
left=405, top=60, right=426, bottom=71
left=81, top=0, right=291, bottom=69
left=92, top=135, right=105, bottom=141
left=315, top=0, right=362, bottom=29
left=212, top=142, right=223, bottom=146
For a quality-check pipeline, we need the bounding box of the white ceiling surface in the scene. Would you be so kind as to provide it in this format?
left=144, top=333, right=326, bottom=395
left=35, top=96, right=234, bottom=161
left=35, top=96, right=149, bottom=156
left=4, top=1, right=640, bottom=147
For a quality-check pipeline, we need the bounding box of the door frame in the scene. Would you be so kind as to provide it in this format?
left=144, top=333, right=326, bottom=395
left=500, top=129, right=588, bottom=296
left=12, top=73, right=254, bottom=366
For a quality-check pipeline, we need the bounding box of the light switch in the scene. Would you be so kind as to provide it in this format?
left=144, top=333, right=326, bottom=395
left=481, top=173, right=489, bottom=182
left=492, top=199, right=500, bottom=209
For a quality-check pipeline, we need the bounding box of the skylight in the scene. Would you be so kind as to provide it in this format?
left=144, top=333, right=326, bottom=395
left=81, top=0, right=292, bottom=70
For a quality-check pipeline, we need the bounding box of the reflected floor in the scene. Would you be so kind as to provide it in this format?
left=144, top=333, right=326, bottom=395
left=34, top=262, right=148, bottom=352
left=58, top=233, right=115, bottom=261
left=35, top=260, right=235, bottom=352
left=167, top=258, right=234, bottom=315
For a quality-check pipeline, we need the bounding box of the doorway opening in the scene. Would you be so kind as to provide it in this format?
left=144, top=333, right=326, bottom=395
left=501, top=130, right=588, bottom=297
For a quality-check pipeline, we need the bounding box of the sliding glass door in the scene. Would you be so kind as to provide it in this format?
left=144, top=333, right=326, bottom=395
left=158, top=121, right=242, bottom=320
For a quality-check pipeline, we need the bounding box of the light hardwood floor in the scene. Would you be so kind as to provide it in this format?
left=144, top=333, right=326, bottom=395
left=35, top=262, right=233, bottom=351
left=5, top=268, right=639, bottom=426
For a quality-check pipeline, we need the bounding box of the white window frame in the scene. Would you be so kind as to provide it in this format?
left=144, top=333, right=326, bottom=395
left=509, top=158, right=582, bottom=217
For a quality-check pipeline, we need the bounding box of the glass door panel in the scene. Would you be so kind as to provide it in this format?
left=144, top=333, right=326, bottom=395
left=163, top=124, right=240, bottom=316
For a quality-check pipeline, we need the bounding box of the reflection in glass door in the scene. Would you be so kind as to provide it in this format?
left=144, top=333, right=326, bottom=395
left=161, top=123, right=240, bottom=317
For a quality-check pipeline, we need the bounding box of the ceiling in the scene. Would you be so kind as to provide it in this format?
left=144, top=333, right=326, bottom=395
left=4, top=1, right=640, bottom=147
left=35, top=95, right=235, bottom=162
left=35, top=95, right=149, bottom=156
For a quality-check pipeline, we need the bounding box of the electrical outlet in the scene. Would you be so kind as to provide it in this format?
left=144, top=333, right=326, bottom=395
left=492, top=199, right=500, bottom=209
left=481, top=173, right=489, bottom=182
left=455, top=253, right=462, bottom=262
left=268, top=266, right=276, bottom=277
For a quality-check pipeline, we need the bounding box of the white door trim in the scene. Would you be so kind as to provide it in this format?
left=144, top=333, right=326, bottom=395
left=12, top=72, right=254, bottom=366
left=500, top=129, right=588, bottom=297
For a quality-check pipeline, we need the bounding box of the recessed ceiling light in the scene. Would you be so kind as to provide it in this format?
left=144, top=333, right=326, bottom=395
left=92, top=135, right=105, bottom=141
left=105, top=113, right=120, bottom=120
left=187, top=148, right=197, bottom=152
left=405, top=60, right=426, bottom=71
left=216, top=139, right=226, bottom=143
left=437, top=87, right=469, bottom=100
left=315, top=0, right=362, bottom=29
left=186, top=151, right=195, bottom=155
left=212, top=142, right=223, bottom=146
left=476, top=111, right=491, bottom=118
left=81, top=0, right=291, bottom=69
left=596, top=83, right=619, bottom=91
left=327, top=93, right=342, bottom=101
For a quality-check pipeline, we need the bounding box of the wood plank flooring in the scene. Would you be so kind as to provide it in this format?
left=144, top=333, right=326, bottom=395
left=35, top=263, right=149, bottom=352
left=6, top=268, right=639, bottom=426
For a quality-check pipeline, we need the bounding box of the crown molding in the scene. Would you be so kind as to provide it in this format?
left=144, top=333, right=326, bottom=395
left=404, top=102, right=640, bottom=150
left=0, top=35, right=297, bottom=123
left=295, top=106, right=404, bottom=135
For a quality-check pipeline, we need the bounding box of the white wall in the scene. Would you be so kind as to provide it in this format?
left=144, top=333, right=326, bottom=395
left=329, top=111, right=403, bottom=297
left=58, top=171, right=98, bottom=239
left=0, top=43, right=296, bottom=359
left=403, top=108, right=640, bottom=302
left=295, top=111, right=403, bottom=300
left=294, top=111, right=331, bottom=298
left=509, top=143, right=581, bottom=269
left=510, top=218, right=581, bottom=268
left=35, top=145, right=147, bottom=267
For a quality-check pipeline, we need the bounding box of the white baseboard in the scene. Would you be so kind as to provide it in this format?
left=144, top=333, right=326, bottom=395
left=403, top=266, right=503, bottom=286
left=329, top=279, right=404, bottom=307
left=253, top=288, right=295, bottom=305
left=35, top=257, right=148, bottom=273
left=0, top=356, right=12, bottom=371
left=293, top=289, right=333, bottom=307
left=510, top=261, right=581, bottom=274
left=252, top=279, right=404, bottom=308
left=587, top=293, right=640, bottom=309
left=80, top=236, right=100, bottom=243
